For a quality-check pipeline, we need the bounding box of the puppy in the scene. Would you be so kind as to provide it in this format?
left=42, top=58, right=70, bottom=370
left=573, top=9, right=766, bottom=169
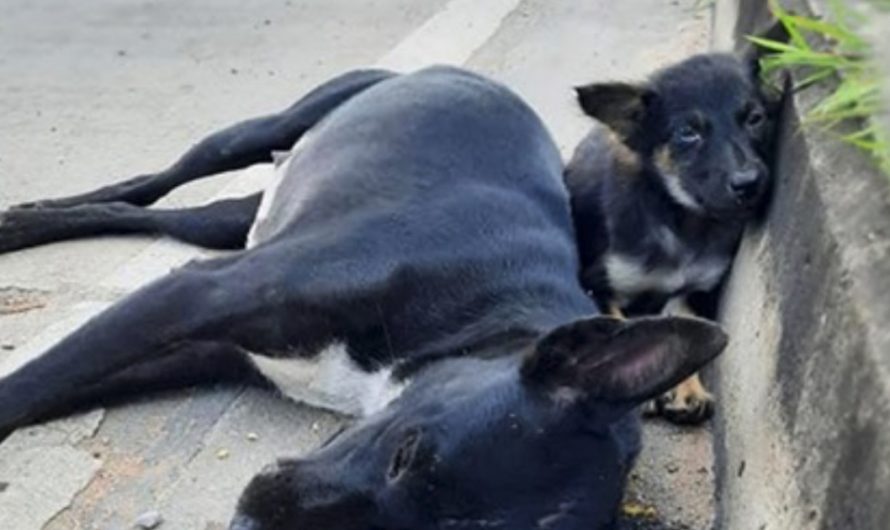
left=565, top=53, right=780, bottom=424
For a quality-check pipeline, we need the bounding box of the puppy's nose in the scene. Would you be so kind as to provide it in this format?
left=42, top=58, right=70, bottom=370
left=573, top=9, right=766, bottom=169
left=729, top=169, right=760, bottom=200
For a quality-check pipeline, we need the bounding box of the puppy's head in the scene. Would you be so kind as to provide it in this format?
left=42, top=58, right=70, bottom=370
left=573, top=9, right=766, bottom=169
left=575, top=53, right=779, bottom=218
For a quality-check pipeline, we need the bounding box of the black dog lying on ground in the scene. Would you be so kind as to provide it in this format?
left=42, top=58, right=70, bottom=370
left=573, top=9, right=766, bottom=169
left=566, top=53, right=781, bottom=425
left=0, top=66, right=727, bottom=529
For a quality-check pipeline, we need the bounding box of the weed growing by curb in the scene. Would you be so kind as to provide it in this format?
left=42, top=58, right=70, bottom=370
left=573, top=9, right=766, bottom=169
left=749, top=0, right=889, bottom=175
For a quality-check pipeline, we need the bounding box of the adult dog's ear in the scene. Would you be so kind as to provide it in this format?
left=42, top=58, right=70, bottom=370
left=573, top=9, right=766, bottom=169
left=522, top=316, right=727, bottom=405
left=574, top=83, right=656, bottom=141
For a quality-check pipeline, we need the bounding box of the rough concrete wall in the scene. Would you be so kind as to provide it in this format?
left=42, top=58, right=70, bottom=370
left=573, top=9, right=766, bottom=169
left=712, top=2, right=890, bottom=529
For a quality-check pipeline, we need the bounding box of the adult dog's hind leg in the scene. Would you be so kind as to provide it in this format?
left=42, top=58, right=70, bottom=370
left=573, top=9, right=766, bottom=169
left=0, top=193, right=261, bottom=254
left=14, top=69, right=395, bottom=210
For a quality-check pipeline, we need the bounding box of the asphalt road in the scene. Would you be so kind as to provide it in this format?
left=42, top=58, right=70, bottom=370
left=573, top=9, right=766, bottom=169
left=0, top=1, right=714, bottom=528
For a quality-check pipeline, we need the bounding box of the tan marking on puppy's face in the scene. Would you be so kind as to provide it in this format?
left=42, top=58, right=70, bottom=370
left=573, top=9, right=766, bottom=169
left=606, top=130, right=642, bottom=176
left=653, top=145, right=702, bottom=212
left=654, top=145, right=676, bottom=175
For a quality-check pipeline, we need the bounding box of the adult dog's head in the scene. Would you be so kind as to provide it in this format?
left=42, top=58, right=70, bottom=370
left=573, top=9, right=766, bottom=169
left=575, top=53, right=780, bottom=218
left=230, top=316, right=726, bottom=530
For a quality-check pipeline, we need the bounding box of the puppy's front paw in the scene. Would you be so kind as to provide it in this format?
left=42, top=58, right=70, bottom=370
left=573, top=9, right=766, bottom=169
left=655, top=375, right=714, bottom=426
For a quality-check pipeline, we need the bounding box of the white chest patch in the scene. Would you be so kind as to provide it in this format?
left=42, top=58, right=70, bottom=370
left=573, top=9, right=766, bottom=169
left=605, top=253, right=729, bottom=302
left=248, top=343, right=405, bottom=417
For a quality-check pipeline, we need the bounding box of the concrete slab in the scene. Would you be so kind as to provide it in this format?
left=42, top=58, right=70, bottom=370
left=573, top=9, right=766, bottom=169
left=1, top=1, right=718, bottom=528
left=0, top=411, right=104, bottom=530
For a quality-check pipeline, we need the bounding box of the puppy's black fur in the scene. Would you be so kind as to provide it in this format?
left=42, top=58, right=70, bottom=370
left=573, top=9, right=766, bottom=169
left=565, top=53, right=782, bottom=423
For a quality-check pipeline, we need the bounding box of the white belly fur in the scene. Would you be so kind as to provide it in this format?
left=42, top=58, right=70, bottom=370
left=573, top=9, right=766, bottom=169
left=245, top=156, right=292, bottom=249
left=248, top=343, right=405, bottom=417
left=246, top=128, right=318, bottom=249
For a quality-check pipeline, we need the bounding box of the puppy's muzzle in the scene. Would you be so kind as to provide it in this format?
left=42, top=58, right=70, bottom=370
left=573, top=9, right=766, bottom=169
left=728, top=168, right=761, bottom=202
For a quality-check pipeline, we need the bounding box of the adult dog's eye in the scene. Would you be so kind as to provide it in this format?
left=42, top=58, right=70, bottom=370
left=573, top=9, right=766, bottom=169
left=676, top=126, right=702, bottom=145
left=320, top=425, right=349, bottom=448
left=746, top=109, right=765, bottom=128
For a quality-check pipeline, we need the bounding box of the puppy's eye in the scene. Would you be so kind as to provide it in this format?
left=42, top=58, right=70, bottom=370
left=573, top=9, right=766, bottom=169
left=676, top=126, right=702, bottom=145
left=746, top=109, right=765, bottom=128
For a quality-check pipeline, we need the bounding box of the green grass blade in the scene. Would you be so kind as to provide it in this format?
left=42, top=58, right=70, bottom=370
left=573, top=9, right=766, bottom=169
left=782, top=13, right=865, bottom=49
left=768, top=0, right=810, bottom=50
left=753, top=1, right=889, bottom=178
left=746, top=36, right=800, bottom=53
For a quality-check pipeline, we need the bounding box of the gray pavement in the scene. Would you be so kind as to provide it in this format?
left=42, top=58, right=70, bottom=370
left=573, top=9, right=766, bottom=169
left=0, top=1, right=714, bottom=528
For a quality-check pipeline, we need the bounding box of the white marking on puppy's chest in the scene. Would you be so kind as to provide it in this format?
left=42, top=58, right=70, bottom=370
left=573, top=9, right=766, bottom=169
left=248, top=344, right=405, bottom=417
left=605, top=253, right=729, bottom=299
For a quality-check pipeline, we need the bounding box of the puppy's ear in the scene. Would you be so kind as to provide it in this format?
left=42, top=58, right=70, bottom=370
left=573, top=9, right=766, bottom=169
left=522, top=316, right=727, bottom=405
left=574, top=83, right=656, bottom=140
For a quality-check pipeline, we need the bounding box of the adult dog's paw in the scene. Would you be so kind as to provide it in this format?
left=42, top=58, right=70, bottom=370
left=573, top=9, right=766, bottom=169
left=11, top=196, right=79, bottom=211
left=0, top=209, right=54, bottom=254
left=655, top=381, right=714, bottom=426
left=9, top=199, right=44, bottom=211
left=11, top=175, right=155, bottom=212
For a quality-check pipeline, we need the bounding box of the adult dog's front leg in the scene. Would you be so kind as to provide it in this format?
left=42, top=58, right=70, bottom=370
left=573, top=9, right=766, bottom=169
left=0, top=250, right=328, bottom=438
left=22, top=340, right=271, bottom=427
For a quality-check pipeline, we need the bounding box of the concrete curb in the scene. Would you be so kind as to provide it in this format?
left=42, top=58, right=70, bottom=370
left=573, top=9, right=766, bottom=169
left=711, top=1, right=890, bottom=529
